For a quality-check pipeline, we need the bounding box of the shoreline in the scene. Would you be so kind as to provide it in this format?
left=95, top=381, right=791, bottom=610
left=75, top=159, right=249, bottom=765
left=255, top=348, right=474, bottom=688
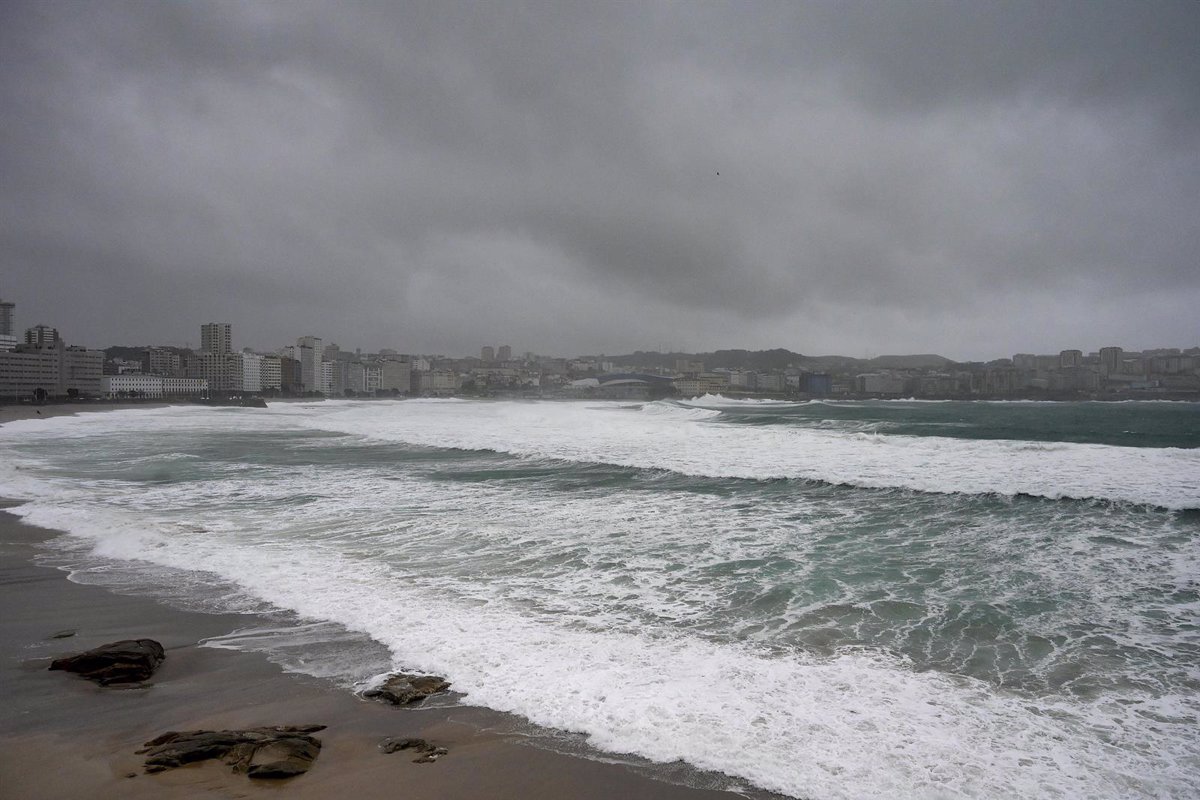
left=0, top=401, right=174, bottom=427
left=0, top=504, right=766, bottom=800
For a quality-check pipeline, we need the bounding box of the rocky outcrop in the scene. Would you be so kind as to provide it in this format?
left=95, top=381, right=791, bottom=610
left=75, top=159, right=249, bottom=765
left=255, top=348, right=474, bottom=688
left=380, top=736, right=448, bottom=763
left=49, top=639, right=165, bottom=685
left=361, top=673, right=450, bottom=705
left=138, top=725, right=325, bottom=778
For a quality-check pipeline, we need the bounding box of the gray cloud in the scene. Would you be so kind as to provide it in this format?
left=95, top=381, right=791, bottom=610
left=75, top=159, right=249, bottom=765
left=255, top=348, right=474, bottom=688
left=2, top=1, right=1197, bottom=359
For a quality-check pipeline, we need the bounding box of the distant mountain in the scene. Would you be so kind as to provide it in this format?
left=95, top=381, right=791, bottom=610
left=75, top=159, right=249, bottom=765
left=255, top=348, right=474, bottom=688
left=867, top=354, right=954, bottom=369
left=610, top=348, right=805, bottom=371
left=608, top=349, right=954, bottom=373
left=705, top=349, right=802, bottom=370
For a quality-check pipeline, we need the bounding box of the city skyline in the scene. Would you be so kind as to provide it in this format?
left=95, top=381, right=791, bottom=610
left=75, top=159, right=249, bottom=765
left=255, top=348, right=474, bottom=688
left=3, top=288, right=1199, bottom=366
left=2, top=3, right=1197, bottom=361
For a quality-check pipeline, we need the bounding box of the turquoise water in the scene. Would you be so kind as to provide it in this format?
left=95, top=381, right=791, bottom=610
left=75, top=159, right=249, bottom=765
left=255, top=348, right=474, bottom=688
left=1, top=398, right=1197, bottom=798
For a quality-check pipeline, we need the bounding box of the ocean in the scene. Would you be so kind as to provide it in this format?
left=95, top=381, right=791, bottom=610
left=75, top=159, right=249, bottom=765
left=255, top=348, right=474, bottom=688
left=1, top=397, right=1198, bottom=798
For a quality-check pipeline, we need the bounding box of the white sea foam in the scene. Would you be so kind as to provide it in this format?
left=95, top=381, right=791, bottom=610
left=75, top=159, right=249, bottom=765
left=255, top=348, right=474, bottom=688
left=287, top=400, right=1200, bottom=509
left=679, top=394, right=806, bottom=407
left=2, top=402, right=1197, bottom=798
left=4, top=495, right=1193, bottom=799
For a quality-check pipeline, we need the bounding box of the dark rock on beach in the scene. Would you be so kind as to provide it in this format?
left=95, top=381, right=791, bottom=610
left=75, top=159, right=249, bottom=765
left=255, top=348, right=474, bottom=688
left=138, top=725, right=325, bottom=779
left=380, top=736, right=448, bottom=763
left=361, top=672, right=450, bottom=705
left=48, top=638, right=165, bottom=685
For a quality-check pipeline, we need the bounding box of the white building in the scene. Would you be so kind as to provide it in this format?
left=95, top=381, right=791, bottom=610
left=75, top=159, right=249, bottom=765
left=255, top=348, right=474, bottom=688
left=101, top=374, right=164, bottom=399
left=296, top=336, right=325, bottom=393
left=319, top=360, right=333, bottom=395
left=237, top=350, right=263, bottom=393
left=424, top=369, right=460, bottom=395
left=162, top=377, right=208, bottom=396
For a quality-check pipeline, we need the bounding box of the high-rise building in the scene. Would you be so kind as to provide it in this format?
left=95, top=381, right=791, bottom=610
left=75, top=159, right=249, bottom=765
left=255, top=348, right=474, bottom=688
left=296, top=336, right=325, bottom=393
left=0, top=298, right=14, bottom=336
left=0, top=297, right=15, bottom=352
left=279, top=356, right=302, bottom=394
left=1099, top=346, right=1124, bottom=375
left=230, top=350, right=263, bottom=393
left=320, top=360, right=333, bottom=395
left=201, top=322, right=232, bottom=355
left=259, top=354, right=282, bottom=391
left=1059, top=349, right=1083, bottom=369
left=498, top=345, right=512, bottom=362
left=481, top=346, right=495, bottom=362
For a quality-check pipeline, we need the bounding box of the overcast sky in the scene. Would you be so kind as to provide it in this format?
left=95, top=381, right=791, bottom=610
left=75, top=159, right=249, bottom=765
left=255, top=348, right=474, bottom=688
left=2, top=1, right=1197, bottom=359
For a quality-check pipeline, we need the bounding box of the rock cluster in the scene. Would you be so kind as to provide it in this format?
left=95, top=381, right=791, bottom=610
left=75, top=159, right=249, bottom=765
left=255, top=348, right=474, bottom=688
left=361, top=672, right=450, bottom=705
left=49, top=639, right=165, bottom=685
left=137, top=725, right=326, bottom=778
left=380, top=736, right=448, bottom=763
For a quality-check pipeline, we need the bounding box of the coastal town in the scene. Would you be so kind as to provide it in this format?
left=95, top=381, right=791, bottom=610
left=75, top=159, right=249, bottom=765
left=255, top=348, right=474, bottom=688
left=2, top=294, right=1198, bottom=404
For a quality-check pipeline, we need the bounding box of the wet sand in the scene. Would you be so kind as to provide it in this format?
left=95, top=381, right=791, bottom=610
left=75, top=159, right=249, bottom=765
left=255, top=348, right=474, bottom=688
left=0, top=402, right=172, bottom=426
left=0, top=506, right=764, bottom=799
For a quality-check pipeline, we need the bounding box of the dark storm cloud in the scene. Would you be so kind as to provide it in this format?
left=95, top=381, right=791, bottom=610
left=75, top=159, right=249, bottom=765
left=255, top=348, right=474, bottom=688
left=1, top=1, right=1197, bottom=358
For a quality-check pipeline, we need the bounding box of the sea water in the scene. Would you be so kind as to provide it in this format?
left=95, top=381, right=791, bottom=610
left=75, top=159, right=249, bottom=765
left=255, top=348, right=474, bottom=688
left=1, top=398, right=1198, bottom=798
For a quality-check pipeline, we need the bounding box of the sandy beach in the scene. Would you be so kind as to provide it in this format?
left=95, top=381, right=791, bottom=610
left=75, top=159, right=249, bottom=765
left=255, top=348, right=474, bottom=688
left=0, top=402, right=173, bottom=427
left=0, top=502, right=763, bottom=800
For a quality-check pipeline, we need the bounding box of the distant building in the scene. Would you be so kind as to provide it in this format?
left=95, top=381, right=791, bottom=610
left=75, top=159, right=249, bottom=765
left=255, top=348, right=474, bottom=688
left=801, top=373, right=833, bottom=395
left=259, top=354, right=282, bottom=391
left=143, top=347, right=182, bottom=376
left=498, top=345, right=512, bottom=362
left=24, top=324, right=60, bottom=349
left=320, top=361, right=333, bottom=395
left=379, top=358, right=411, bottom=394
left=414, top=369, right=459, bottom=396
left=0, top=297, right=15, bottom=352
left=161, top=377, right=208, bottom=397
left=1051, top=367, right=1099, bottom=393
left=233, top=350, right=263, bottom=393
left=756, top=373, right=784, bottom=392
left=296, top=336, right=325, bottom=393
left=855, top=373, right=906, bottom=395
left=279, top=356, right=302, bottom=394
left=101, top=374, right=164, bottom=398
left=0, top=297, right=13, bottom=336
left=481, top=346, right=495, bottom=362
left=100, top=375, right=208, bottom=398
left=1059, top=349, right=1083, bottom=368
left=347, top=361, right=383, bottom=394
left=0, top=335, right=102, bottom=400
left=201, top=322, right=232, bottom=355
left=1099, top=346, right=1123, bottom=375
left=728, top=370, right=756, bottom=389
left=672, top=373, right=728, bottom=397
left=1011, top=353, right=1037, bottom=370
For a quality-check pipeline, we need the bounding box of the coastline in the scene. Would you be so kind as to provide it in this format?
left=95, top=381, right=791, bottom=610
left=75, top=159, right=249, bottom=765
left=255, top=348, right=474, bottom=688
left=0, top=504, right=764, bottom=800
left=0, top=402, right=173, bottom=427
